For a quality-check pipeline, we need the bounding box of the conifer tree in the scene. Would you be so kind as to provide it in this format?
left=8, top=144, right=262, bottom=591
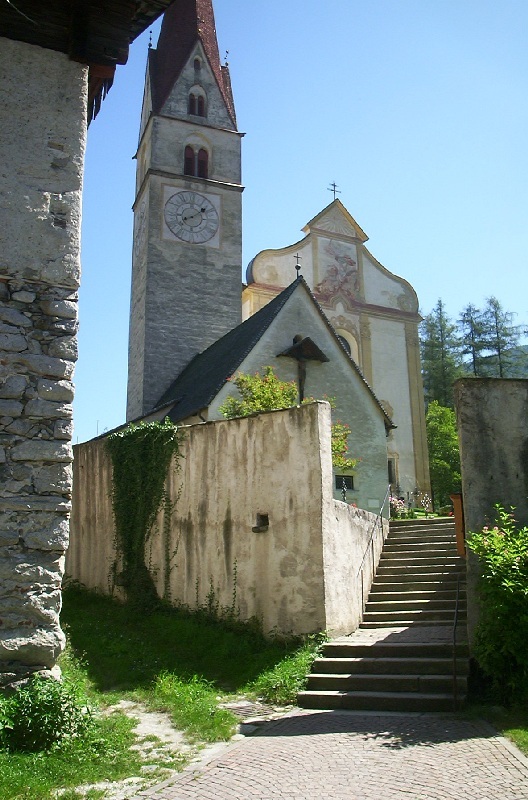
left=420, top=299, right=462, bottom=408
left=481, top=296, right=524, bottom=377
left=458, top=303, right=486, bottom=376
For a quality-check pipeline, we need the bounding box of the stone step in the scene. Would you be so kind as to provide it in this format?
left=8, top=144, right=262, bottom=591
left=371, top=576, right=463, bottom=589
left=360, top=620, right=457, bottom=628
left=368, top=589, right=465, bottom=602
left=382, top=541, right=458, bottom=552
left=379, top=553, right=463, bottom=566
left=306, top=673, right=467, bottom=693
left=362, top=609, right=464, bottom=624
left=365, top=598, right=466, bottom=613
left=387, top=528, right=456, bottom=538
left=376, top=563, right=465, bottom=575
left=322, top=641, right=469, bottom=659
left=297, top=690, right=461, bottom=712
left=389, top=518, right=455, bottom=527
left=311, top=656, right=470, bottom=676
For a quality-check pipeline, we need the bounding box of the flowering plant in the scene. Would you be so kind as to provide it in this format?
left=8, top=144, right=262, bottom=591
left=389, top=495, right=406, bottom=519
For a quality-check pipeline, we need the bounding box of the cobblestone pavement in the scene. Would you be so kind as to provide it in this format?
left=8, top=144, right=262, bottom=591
left=134, top=709, right=528, bottom=800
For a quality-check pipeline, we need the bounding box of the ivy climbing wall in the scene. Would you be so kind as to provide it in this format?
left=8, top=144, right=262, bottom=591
left=68, top=403, right=387, bottom=636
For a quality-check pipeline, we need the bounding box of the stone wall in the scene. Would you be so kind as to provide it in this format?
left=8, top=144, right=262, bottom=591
left=454, top=378, right=528, bottom=530
left=0, top=38, right=87, bottom=686
left=454, top=378, right=528, bottom=645
left=68, top=403, right=387, bottom=636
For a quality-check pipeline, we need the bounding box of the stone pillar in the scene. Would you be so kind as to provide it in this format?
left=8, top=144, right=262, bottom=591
left=0, top=38, right=87, bottom=686
left=454, top=377, right=528, bottom=648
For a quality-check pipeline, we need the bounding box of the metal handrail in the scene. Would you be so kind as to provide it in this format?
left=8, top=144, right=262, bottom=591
left=452, top=572, right=461, bottom=711
left=356, top=484, right=391, bottom=578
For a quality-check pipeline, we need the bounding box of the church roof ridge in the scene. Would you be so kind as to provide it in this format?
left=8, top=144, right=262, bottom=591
left=150, top=0, right=236, bottom=125
left=154, top=278, right=302, bottom=418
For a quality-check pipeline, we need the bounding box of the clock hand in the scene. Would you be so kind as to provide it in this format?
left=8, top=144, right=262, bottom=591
left=182, top=210, right=201, bottom=222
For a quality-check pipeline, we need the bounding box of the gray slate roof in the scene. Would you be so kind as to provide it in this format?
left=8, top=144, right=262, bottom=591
left=154, top=277, right=394, bottom=429
left=155, top=279, right=301, bottom=422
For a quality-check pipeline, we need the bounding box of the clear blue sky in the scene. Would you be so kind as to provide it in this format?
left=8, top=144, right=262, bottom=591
left=75, top=0, right=528, bottom=442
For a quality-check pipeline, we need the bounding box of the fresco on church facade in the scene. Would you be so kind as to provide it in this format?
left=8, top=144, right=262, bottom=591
left=315, top=239, right=360, bottom=303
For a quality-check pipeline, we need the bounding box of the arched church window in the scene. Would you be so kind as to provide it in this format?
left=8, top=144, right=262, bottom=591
left=197, top=148, right=208, bottom=178
left=188, top=93, right=197, bottom=115
left=197, top=95, right=205, bottom=116
left=337, top=335, right=351, bottom=355
left=184, top=146, right=209, bottom=179
left=194, top=57, right=201, bottom=72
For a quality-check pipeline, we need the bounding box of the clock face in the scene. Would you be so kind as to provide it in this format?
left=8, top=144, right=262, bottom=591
left=164, top=191, right=219, bottom=244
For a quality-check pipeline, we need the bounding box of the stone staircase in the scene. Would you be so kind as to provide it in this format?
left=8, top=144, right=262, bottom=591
left=298, top=518, right=469, bottom=712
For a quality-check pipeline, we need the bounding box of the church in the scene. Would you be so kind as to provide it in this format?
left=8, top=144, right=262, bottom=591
left=125, top=0, right=430, bottom=509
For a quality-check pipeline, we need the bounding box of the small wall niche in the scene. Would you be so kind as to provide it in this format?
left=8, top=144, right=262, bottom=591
left=252, top=512, right=269, bottom=533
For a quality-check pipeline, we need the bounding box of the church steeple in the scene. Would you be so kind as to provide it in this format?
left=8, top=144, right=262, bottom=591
left=127, top=0, right=243, bottom=421
left=149, top=0, right=236, bottom=125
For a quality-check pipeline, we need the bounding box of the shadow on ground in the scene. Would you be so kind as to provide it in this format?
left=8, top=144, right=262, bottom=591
left=241, top=710, right=496, bottom=750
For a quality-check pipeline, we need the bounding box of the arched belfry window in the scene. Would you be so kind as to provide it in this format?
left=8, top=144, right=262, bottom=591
left=188, top=90, right=206, bottom=117
left=184, top=145, right=209, bottom=179
left=194, top=57, right=201, bottom=72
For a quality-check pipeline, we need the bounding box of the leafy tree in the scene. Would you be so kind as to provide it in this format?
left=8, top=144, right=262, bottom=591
left=425, top=401, right=461, bottom=509
left=458, top=303, right=487, bottom=376
left=219, top=366, right=358, bottom=471
left=481, top=296, right=525, bottom=377
left=420, top=299, right=462, bottom=407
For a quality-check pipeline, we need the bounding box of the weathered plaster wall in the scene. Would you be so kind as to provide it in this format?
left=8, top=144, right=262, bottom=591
left=0, top=38, right=87, bottom=685
left=454, top=378, right=528, bottom=645
left=323, top=502, right=387, bottom=634
left=68, top=403, right=387, bottom=636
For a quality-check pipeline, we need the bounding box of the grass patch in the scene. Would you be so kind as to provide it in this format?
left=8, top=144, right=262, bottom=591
left=0, top=585, right=319, bottom=800
left=0, top=711, right=141, bottom=800
left=250, top=634, right=325, bottom=705
left=466, top=704, right=528, bottom=756
left=152, top=673, right=235, bottom=742
left=61, top=585, right=301, bottom=696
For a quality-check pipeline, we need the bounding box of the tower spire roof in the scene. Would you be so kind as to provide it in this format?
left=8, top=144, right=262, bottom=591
left=150, top=0, right=236, bottom=125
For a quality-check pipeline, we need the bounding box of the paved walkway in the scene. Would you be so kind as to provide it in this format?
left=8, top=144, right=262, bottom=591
left=134, top=709, right=528, bottom=800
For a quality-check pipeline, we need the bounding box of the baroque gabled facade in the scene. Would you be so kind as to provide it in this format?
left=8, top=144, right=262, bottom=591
left=243, top=201, right=430, bottom=500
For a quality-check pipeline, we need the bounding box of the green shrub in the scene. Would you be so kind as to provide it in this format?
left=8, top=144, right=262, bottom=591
left=0, top=675, right=94, bottom=753
left=467, top=505, right=528, bottom=703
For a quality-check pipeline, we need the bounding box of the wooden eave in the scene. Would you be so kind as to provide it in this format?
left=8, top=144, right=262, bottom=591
left=0, top=0, right=175, bottom=119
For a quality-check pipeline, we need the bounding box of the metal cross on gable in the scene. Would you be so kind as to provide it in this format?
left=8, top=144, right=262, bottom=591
left=294, top=253, right=302, bottom=277
left=328, top=181, right=341, bottom=200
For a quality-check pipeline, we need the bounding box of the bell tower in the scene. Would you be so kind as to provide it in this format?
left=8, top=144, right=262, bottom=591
left=127, top=0, right=243, bottom=420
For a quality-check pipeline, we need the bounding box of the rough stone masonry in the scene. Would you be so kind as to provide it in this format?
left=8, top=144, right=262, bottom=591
left=0, top=37, right=87, bottom=686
